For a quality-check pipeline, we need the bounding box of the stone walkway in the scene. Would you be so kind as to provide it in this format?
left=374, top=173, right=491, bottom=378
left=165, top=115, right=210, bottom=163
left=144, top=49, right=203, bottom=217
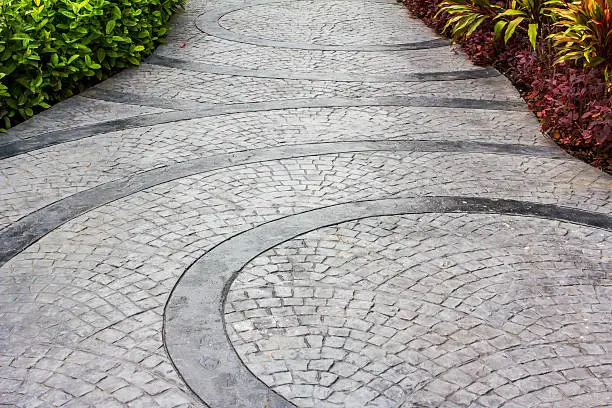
left=1, top=0, right=611, bottom=407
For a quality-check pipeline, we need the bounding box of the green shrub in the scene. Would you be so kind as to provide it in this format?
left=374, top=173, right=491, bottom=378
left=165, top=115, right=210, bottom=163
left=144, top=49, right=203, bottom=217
left=0, top=0, right=183, bottom=130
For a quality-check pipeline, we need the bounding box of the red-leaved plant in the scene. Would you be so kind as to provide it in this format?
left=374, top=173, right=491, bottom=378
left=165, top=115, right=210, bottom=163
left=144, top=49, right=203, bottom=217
left=404, top=0, right=611, bottom=172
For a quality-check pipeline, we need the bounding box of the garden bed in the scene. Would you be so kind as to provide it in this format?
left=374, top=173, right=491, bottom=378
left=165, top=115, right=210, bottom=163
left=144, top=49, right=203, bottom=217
left=404, top=0, right=611, bottom=173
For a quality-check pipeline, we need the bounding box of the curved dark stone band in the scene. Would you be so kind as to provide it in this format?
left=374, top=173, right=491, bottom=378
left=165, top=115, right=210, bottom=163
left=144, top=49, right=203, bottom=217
left=82, top=88, right=215, bottom=111
left=196, top=1, right=449, bottom=51
left=0, top=140, right=574, bottom=267
left=0, top=96, right=527, bottom=159
left=163, top=196, right=612, bottom=408
left=145, top=55, right=501, bottom=83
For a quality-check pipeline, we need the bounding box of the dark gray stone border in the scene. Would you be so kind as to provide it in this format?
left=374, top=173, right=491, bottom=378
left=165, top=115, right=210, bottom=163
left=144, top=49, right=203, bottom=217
left=195, top=0, right=449, bottom=51
left=0, top=140, right=573, bottom=267
left=0, top=133, right=23, bottom=145
left=0, top=96, right=526, bottom=159
left=81, top=88, right=212, bottom=111
left=163, top=196, right=612, bottom=408
left=146, top=55, right=501, bottom=83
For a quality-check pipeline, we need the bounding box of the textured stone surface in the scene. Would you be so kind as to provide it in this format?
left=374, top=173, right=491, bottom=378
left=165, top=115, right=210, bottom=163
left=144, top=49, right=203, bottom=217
left=218, top=0, right=438, bottom=46
left=144, top=54, right=502, bottom=83
left=3, top=96, right=170, bottom=140
left=1, top=148, right=610, bottom=253
left=196, top=0, right=448, bottom=51
left=0, top=0, right=610, bottom=406
left=0, top=117, right=560, bottom=230
left=165, top=197, right=610, bottom=407
left=97, top=63, right=522, bottom=104
left=156, top=37, right=480, bottom=75
left=225, top=214, right=611, bottom=407
left=0, top=96, right=528, bottom=160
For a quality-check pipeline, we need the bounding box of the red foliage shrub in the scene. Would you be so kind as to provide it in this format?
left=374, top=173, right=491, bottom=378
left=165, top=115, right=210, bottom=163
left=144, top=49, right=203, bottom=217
left=498, top=43, right=611, bottom=167
left=459, top=29, right=500, bottom=66
left=529, top=67, right=611, bottom=157
left=403, top=0, right=611, bottom=172
left=496, top=44, right=540, bottom=90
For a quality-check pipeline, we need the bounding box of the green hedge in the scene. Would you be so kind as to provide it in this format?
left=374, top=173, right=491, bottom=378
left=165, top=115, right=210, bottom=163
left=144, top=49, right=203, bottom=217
left=0, top=0, right=184, bottom=130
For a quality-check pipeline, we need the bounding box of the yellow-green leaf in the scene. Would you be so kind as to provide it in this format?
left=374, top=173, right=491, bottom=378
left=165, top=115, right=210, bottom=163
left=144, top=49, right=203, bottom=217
left=528, top=23, right=538, bottom=50
left=496, top=9, right=525, bottom=18
left=494, top=20, right=507, bottom=40
left=504, top=16, right=524, bottom=44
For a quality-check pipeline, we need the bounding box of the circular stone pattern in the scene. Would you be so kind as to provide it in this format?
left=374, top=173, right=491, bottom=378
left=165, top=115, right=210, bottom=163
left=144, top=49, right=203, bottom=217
left=219, top=0, right=438, bottom=46
left=224, top=213, right=612, bottom=408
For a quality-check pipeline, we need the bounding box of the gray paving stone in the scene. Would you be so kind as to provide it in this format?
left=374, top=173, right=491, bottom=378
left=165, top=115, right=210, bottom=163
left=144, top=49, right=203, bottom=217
left=223, top=214, right=611, bottom=407
left=1, top=0, right=611, bottom=406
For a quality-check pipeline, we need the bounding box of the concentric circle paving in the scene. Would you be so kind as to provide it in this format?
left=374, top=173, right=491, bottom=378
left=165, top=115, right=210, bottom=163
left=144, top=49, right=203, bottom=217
left=196, top=0, right=448, bottom=51
left=164, top=197, right=612, bottom=408
left=1, top=0, right=611, bottom=405
left=3, top=147, right=609, bottom=266
left=225, top=214, right=611, bottom=408
left=218, top=0, right=437, bottom=45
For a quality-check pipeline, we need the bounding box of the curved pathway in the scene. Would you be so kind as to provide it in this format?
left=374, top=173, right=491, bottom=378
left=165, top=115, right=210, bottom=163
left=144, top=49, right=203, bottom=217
left=0, top=0, right=610, bottom=407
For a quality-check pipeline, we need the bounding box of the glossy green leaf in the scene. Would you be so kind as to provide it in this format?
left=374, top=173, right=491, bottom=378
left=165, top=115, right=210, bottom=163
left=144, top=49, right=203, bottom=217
left=528, top=23, right=538, bottom=49
left=494, top=20, right=507, bottom=40
left=105, top=19, right=115, bottom=34
left=10, top=33, right=33, bottom=41
left=96, top=48, right=106, bottom=61
left=505, top=16, right=524, bottom=43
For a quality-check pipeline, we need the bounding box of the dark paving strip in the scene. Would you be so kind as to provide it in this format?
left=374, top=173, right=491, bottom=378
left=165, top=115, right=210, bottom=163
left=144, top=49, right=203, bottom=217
left=163, top=196, right=612, bottom=408
left=0, top=111, right=193, bottom=159
left=81, top=88, right=212, bottom=111
left=0, top=133, right=24, bottom=145
left=0, top=140, right=571, bottom=267
left=0, top=96, right=527, bottom=159
left=146, top=54, right=501, bottom=82
left=196, top=1, right=449, bottom=51
left=0, top=90, right=207, bottom=147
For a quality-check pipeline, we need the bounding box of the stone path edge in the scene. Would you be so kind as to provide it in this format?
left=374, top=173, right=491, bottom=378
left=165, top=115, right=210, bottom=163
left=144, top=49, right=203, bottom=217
left=145, top=55, right=501, bottom=83
left=0, top=139, right=576, bottom=267
left=0, top=96, right=527, bottom=159
left=195, top=0, right=449, bottom=52
left=163, top=195, right=612, bottom=408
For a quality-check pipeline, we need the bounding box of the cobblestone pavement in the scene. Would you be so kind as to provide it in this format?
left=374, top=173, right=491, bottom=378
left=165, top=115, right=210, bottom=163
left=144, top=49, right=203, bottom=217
left=0, top=0, right=610, bottom=407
